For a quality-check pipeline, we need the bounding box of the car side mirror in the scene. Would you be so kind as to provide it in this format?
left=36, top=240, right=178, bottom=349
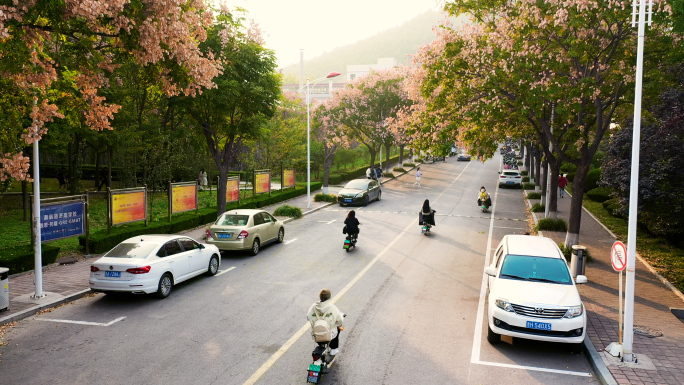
left=575, top=275, right=588, bottom=284
left=498, top=171, right=501, bottom=174
left=198, top=244, right=205, bottom=249
left=484, top=267, right=497, bottom=277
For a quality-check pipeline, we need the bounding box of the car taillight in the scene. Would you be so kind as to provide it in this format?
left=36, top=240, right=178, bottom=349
left=499, top=175, right=505, bottom=178
left=126, top=266, right=151, bottom=274
left=515, top=176, right=521, bottom=178
left=237, top=230, right=248, bottom=239
left=90, top=266, right=100, bottom=272
left=206, top=229, right=212, bottom=239
left=312, top=354, right=321, bottom=361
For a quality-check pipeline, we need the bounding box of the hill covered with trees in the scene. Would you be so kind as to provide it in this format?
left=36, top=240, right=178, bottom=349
left=280, top=10, right=443, bottom=81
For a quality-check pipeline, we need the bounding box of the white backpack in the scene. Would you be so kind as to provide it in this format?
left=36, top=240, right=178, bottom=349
left=312, top=310, right=332, bottom=343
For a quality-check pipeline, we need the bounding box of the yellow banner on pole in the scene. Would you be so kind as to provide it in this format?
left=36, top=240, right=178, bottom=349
left=172, top=185, right=197, bottom=213
left=226, top=179, right=239, bottom=203
left=283, top=169, right=295, bottom=188
left=112, top=191, right=146, bottom=225
left=255, top=172, right=270, bottom=194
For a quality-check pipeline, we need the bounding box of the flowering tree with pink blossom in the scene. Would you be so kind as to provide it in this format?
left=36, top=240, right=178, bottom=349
left=311, top=98, right=350, bottom=192
left=417, top=0, right=677, bottom=246
left=0, top=0, right=220, bottom=183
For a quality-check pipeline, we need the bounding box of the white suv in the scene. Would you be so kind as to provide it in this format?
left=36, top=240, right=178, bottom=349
left=485, top=235, right=587, bottom=352
left=498, top=170, right=522, bottom=187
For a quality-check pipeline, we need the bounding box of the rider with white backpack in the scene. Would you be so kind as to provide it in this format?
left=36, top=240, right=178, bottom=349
left=307, top=289, right=345, bottom=355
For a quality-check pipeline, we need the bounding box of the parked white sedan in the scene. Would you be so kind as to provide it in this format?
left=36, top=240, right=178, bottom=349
left=90, top=235, right=220, bottom=299
left=485, top=235, right=587, bottom=352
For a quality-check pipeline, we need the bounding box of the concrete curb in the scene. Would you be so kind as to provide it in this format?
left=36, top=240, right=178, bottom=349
left=282, top=202, right=335, bottom=225
left=584, top=337, right=618, bottom=385
left=0, top=289, right=93, bottom=326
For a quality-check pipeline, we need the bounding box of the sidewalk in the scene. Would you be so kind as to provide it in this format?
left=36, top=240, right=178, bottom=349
left=0, top=186, right=342, bottom=326
left=527, top=190, right=684, bottom=385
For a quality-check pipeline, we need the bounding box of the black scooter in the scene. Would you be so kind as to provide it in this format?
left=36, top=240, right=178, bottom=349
left=343, top=233, right=358, bottom=252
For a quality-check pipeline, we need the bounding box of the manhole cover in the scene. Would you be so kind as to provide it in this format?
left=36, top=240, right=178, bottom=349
left=634, top=325, right=663, bottom=338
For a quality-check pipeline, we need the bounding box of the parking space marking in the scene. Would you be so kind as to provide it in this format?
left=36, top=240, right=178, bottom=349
left=284, top=238, right=298, bottom=245
left=473, top=360, right=592, bottom=377
left=37, top=316, right=126, bottom=327
left=215, top=266, right=236, bottom=277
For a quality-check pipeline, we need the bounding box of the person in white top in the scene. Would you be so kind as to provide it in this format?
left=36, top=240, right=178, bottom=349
left=413, top=167, right=422, bottom=187
left=307, top=289, right=345, bottom=356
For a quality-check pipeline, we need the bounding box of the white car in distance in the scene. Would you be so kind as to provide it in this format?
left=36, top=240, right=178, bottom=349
left=485, top=235, right=587, bottom=353
left=90, top=235, right=221, bottom=299
left=498, top=170, right=522, bottom=187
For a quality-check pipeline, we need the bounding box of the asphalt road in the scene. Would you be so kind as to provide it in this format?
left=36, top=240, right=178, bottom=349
left=0, top=155, right=597, bottom=385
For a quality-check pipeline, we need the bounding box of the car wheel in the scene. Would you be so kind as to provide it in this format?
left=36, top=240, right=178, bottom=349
left=276, top=228, right=285, bottom=243
left=377, top=191, right=382, bottom=201
left=206, top=255, right=219, bottom=276
left=487, top=325, right=501, bottom=344
left=250, top=238, right=260, bottom=256
left=569, top=342, right=584, bottom=354
left=156, top=273, right=173, bottom=299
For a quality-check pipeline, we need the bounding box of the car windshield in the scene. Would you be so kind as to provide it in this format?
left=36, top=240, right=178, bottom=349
left=104, top=242, right=158, bottom=259
left=345, top=181, right=368, bottom=190
left=218, top=214, right=250, bottom=226
left=499, top=255, right=572, bottom=284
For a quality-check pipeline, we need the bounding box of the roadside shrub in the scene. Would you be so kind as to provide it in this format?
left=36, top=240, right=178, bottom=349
left=531, top=203, right=545, bottom=212
left=517, top=161, right=523, bottom=165
left=536, top=218, right=568, bottom=232
left=273, top=205, right=302, bottom=218
left=403, top=163, right=415, bottom=167
left=523, top=183, right=536, bottom=190
left=314, top=193, right=337, bottom=203
left=560, top=163, right=578, bottom=173
left=526, top=192, right=542, bottom=199
left=393, top=167, right=406, bottom=173
left=586, top=187, right=611, bottom=203
left=522, top=176, right=530, bottom=182
left=520, top=170, right=529, bottom=176
left=584, top=168, right=602, bottom=192
left=415, top=158, right=424, bottom=163
left=383, top=172, right=394, bottom=178
left=0, top=244, right=60, bottom=274
left=566, top=172, right=576, bottom=182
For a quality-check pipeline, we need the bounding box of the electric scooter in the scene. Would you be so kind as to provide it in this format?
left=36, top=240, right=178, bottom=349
left=343, top=233, right=358, bottom=252
left=421, top=222, right=431, bottom=235
left=306, top=316, right=346, bottom=384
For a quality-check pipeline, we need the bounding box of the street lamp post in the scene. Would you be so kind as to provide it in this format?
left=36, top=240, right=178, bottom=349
left=299, top=71, right=341, bottom=208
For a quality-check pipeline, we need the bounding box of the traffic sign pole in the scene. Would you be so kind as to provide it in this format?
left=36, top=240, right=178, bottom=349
left=606, top=241, right=627, bottom=358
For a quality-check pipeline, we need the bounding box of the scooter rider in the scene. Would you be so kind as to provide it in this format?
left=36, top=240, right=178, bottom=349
left=419, top=199, right=436, bottom=227
left=343, top=210, right=360, bottom=238
left=307, top=289, right=345, bottom=356
left=478, top=187, right=492, bottom=209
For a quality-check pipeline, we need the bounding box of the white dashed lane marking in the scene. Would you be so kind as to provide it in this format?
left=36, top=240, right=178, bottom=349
left=215, top=266, right=236, bottom=277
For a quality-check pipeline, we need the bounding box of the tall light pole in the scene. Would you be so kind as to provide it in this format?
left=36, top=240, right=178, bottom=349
left=623, top=0, right=652, bottom=363
left=299, top=72, right=341, bottom=208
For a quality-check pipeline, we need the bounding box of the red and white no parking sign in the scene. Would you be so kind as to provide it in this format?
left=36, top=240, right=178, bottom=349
left=611, top=241, right=627, bottom=272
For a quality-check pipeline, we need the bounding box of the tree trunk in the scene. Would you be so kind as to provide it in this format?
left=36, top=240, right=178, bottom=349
left=526, top=143, right=533, bottom=182
left=368, top=147, right=377, bottom=167
left=107, top=145, right=113, bottom=189
left=322, top=145, right=337, bottom=194
left=534, top=145, right=541, bottom=191
left=384, top=142, right=391, bottom=171
left=541, top=158, right=548, bottom=198
left=217, top=168, right=228, bottom=214
left=564, top=163, right=590, bottom=247
left=548, top=163, right=559, bottom=219
left=94, top=151, right=101, bottom=190
left=399, top=144, right=405, bottom=166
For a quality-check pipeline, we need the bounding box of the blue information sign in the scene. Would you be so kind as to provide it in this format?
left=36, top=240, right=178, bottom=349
left=40, top=201, right=85, bottom=242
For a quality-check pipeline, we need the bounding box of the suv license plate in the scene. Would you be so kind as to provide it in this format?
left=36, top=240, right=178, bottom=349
left=217, top=233, right=231, bottom=239
left=526, top=321, right=552, bottom=330
left=104, top=271, right=121, bottom=278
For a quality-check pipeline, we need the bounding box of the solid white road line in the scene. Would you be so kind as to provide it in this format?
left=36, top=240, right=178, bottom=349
left=473, top=360, right=593, bottom=377
left=284, top=238, right=298, bottom=245
left=242, top=162, right=472, bottom=385
left=37, top=316, right=126, bottom=327
left=215, top=266, right=236, bottom=277
left=317, top=220, right=337, bottom=224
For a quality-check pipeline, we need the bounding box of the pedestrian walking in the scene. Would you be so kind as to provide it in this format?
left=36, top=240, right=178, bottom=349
left=56, top=167, right=66, bottom=192
left=366, top=167, right=372, bottom=179
left=97, top=166, right=109, bottom=191
left=558, top=174, right=568, bottom=198
left=413, top=167, right=422, bottom=187
left=199, top=169, right=208, bottom=190
left=375, top=165, right=383, bottom=184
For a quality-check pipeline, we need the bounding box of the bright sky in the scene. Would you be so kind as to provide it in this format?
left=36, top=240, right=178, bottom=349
left=223, top=0, right=443, bottom=68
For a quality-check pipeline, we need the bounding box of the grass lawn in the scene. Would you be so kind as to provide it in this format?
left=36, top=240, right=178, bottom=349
left=582, top=199, right=684, bottom=294
left=0, top=188, right=252, bottom=256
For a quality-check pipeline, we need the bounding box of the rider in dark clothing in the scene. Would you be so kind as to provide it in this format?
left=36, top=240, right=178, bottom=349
left=344, top=210, right=360, bottom=236
left=419, top=199, right=436, bottom=226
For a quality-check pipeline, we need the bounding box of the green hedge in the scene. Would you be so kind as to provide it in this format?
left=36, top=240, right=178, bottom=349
left=536, top=218, right=568, bottom=232
left=273, top=205, right=302, bottom=218
left=586, top=186, right=611, bottom=203
left=79, top=182, right=322, bottom=254
left=0, top=244, right=61, bottom=275
left=585, top=169, right=601, bottom=192
left=520, top=170, right=529, bottom=176
left=526, top=192, right=542, bottom=199
left=531, top=203, right=546, bottom=212
left=523, top=183, right=536, bottom=190
left=560, top=163, right=578, bottom=173
left=393, top=167, right=406, bottom=173
left=403, top=163, right=415, bottom=167
left=327, top=152, right=407, bottom=185
left=522, top=176, right=530, bottom=182
left=567, top=172, right=576, bottom=182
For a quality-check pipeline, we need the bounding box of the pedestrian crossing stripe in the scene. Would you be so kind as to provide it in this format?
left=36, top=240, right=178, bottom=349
left=324, top=209, right=525, bottom=221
